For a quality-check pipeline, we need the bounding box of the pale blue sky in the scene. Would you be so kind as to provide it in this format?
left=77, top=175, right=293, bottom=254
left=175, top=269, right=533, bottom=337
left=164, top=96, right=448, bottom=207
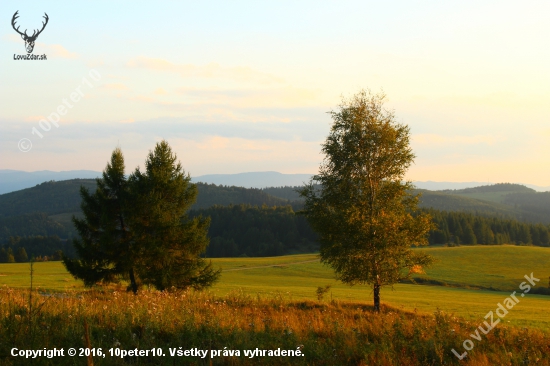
left=1, top=1, right=549, bottom=185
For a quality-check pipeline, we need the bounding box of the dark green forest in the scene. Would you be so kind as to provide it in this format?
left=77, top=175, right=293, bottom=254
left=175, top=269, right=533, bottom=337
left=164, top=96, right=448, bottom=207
left=426, top=209, right=550, bottom=246
left=0, top=235, right=73, bottom=262
left=194, top=183, right=291, bottom=209
left=261, top=186, right=303, bottom=201
left=2, top=205, right=549, bottom=262
left=189, top=204, right=318, bottom=257
left=439, top=183, right=534, bottom=194
left=0, top=180, right=290, bottom=217
left=0, top=212, right=69, bottom=240
left=1, top=180, right=549, bottom=261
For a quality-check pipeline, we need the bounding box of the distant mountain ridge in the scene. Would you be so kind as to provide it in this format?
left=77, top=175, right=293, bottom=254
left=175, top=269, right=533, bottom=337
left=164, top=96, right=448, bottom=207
left=413, top=181, right=550, bottom=192
left=0, top=170, right=314, bottom=195
left=0, top=170, right=101, bottom=195
left=192, top=171, right=313, bottom=188
left=438, top=183, right=535, bottom=194
left=1, top=170, right=549, bottom=194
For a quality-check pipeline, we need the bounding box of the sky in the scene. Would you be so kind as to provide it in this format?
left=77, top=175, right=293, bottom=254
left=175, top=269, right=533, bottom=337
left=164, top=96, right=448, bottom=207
left=1, top=1, right=549, bottom=186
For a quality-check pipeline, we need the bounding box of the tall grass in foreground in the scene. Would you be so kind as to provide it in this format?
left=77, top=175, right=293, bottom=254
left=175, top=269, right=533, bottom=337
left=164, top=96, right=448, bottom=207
left=0, top=286, right=549, bottom=365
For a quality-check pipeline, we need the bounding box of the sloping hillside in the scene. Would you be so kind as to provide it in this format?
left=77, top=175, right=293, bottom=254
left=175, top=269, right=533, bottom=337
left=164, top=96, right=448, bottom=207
left=0, top=179, right=291, bottom=240
left=0, top=180, right=289, bottom=217
left=436, top=183, right=550, bottom=223
left=0, top=179, right=97, bottom=217
left=265, top=184, right=550, bottom=224
left=415, top=189, right=516, bottom=217
left=1, top=180, right=549, bottom=243
left=438, top=183, right=535, bottom=203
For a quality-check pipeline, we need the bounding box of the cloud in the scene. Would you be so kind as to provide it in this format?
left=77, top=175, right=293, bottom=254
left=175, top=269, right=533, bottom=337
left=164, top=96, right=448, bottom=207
left=5, top=34, right=77, bottom=58
left=194, top=136, right=275, bottom=152
left=174, top=86, right=319, bottom=109
left=440, top=93, right=550, bottom=110
left=101, top=84, right=321, bottom=118
left=168, top=136, right=322, bottom=175
left=129, top=95, right=155, bottom=103
left=40, top=44, right=78, bottom=59
left=412, top=133, right=506, bottom=147
left=102, top=83, right=129, bottom=91
left=126, top=57, right=285, bottom=84
left=87, top=59, right=106, bottom=68
left=197, top=136, right=230, bottom=150
left=23, top=115, right=46, bottom=122
left=107, top=74, right=128, bottom=80
left=47, top=44, right=78, bottom=59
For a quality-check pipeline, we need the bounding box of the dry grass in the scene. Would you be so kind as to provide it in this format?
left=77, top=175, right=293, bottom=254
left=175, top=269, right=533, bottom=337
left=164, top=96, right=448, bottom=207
left=1, top=286, right=549, bottom=365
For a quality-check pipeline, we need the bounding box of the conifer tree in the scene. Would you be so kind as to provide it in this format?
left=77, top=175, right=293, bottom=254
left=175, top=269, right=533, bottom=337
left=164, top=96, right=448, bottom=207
left=63, top=141, right=219, bottom=292
left=0, top=248, right=8, bottom=263
left=6, top=247, right=15, bottom=263
left=14, top=247, right=28, bottom=262
left=127, top=141, right=219, bottom=290
left=62, top=148, right=135, bottom=289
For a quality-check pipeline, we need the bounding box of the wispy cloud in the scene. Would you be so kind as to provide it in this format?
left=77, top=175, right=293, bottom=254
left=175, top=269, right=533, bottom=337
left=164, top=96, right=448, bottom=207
left=174, top=86, right=319, bottom=108
left=128, top=95, right=155, bottom=103
left=44, top=44, right=78, bottom=59
left=5, top=34, right=78, bottom=58
left=126, top=57, right=285, bottom=84
left=102, top=83, right=128, bottom=90
left=412, top=133, right=506, bottom=147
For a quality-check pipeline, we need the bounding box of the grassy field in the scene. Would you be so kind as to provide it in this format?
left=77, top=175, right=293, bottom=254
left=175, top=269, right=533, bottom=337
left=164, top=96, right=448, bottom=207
left=1, top=246, right=549, bottom=332
left=418, top=245, right=550, bottom=291
left=4, top=285, right=549, bottom=365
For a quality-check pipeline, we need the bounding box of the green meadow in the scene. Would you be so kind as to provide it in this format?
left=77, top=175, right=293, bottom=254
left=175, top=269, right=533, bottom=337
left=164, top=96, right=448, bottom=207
left=1, top=246, right=549, bottom=332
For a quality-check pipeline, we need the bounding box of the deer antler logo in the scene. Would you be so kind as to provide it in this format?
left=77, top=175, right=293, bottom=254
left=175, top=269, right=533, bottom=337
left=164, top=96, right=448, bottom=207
left=12, top=11, right=49, bottom=54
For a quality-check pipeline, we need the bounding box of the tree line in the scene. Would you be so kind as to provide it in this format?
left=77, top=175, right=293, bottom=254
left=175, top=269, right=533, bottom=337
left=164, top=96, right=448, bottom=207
left=2, top=205, right=550, bottom=263
left=0, top=213, right=73, bottom=241
left=0, top=235, right=74, bottom=263
left=189, top=204, right=318, bottom=257
left=426, top=209, right=550, bottom=246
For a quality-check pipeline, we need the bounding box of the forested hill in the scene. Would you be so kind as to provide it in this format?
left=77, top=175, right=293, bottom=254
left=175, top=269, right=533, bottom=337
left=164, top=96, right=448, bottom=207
left=193, top=183, right=289, bottom=209
left=431, top=183, right=550, bottom=223
left=0, top=179, right=97, bottom=217
left=264, top=184, right=550, bottom=224
left=2, top=180, right=545, bottom=221
left=262, top=186, right=303, bottom=201
left=0, top=179, right=289, bottom=217
left=1, top=179, right=550, bottom=245
left=439, top=183, right=535, bottom=194
left=0, top=180, right=292, bottom=241
left=3, top=204, right=549, bottom=261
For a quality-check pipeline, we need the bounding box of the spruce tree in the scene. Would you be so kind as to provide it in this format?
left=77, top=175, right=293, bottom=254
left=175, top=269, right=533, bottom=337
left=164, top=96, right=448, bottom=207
left=127, top=141, right=219, bottom=290
left=14, top=247, right=28, bottom=262
left=0, top=248, right=8, bottom=263
left=62, top=148, right=135, bottom=289
left=63, top=141, right=219, bottom=292
left=6, top=248, right=15, bottom=263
